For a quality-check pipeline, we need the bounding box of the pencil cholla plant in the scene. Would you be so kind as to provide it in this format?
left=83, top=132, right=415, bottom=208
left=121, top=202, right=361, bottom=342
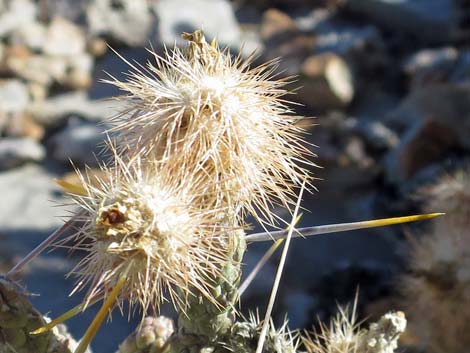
left=106, top=30, right=313, bottom=226
left=303, top=303, right=406, bottom=353
left=63, top=149, right=232, bottom=317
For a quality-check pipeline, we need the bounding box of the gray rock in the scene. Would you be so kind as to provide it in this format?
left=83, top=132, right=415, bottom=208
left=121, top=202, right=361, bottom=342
left=0, top=137, right=45, bottom=170
left=43, top=17, right=86, bottom=56
left=260, top=9, right=314, bottom=76
left=345, top=0, right=455, bottom=44
left=353, top=121, right=399, bottom=150
left=154, top=0, right=241, bottom=47
left=28, top=91, right=127, bottom=127
left=449, top=49, right=470, bottom=84
left=7, top=53, right=68, bottom=86
left=48, top=118, right=107, bottom=166
left=296, top=8, right=388, bottom=71
left=300, top=9, right=384, bottom=57
left=0, top=164, right=68, bottom=232
left=87, top=0, right=154, bottom=46
left=386, top=83, right=470, bottom=148
left=383, top=83, right=470, bottom=182
left=0, top=79, right=29, bottom=113
left=9, top=21, right=47, bottom=51
left=403, top=47, right=459, bottom=87
left=0, top=0, right=37, bottom=38
left=383, top=117, right=460, bottom=183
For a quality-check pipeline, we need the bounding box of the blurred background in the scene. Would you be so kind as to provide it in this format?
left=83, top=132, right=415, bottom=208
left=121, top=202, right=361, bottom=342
left=0, top=0, right=469, bottom=352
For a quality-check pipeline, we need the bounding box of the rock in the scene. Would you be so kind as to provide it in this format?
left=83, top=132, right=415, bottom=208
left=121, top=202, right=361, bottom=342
left=296, top=52, right=354, bottom=111
left=384, top=118, right=461, bottom=183
left=47, top=118, right=107, bottom=166
left=37, top=0, right=88, bottom=22
left=0, top=164, right=67, bottom=232
left=0, top=137, right=45, bottom=170
left=6, top=50, right=68, bottom=86
left=43, top=17, right=86, bottom=56
left=297, top=8, right=388, bottom=72
left=260, top=9, right=315, bottom=75
left=386, top=83, right=470, bottom=148
left=260, top=8, right=297, bottom=40
left=62, top=52, right=94, bottom=89
left=351, top=120, right=399, bottom=151
left=345, top=0, right=455, bottom=44
left=0, top=0, right=37, bottom=38
left=1, top=113, right=45, bottom=141
left=28, top=91, right=127, bottom=127
left=0, top=79, right=29, bottom=113
left=154, top=0, right=241, bottom=47
left=5, top=45, right=93, bottom=90
left=403, top=47, right=459, bottom=87
left=9, top=21, right=47, bottom=51
left=449, top=49, right=470, bottom=84
left=87, top=0, right=154, bottom=46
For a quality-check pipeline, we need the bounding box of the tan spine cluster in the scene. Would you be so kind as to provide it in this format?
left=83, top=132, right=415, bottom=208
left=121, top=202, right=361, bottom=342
left=60, top=30, right=312, bottom=322
left=106, top=30, right=313, bottom=226
left=303, top=303, right=406, bottom=353
left=399, top=169, right=470, bottom=353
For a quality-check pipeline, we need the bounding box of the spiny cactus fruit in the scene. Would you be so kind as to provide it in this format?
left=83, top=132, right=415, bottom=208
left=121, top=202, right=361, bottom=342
left=62, top=148, right=235, bottom=317
left=106, top=30, right=314, bottom=226
left=303, top=303, right=406, bottom=353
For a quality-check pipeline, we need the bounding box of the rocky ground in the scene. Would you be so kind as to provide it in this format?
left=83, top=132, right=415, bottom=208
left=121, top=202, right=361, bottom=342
left=0, top=0, right=469, bottom=352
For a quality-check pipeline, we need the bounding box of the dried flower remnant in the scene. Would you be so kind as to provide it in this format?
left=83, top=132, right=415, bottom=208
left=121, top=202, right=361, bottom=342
left=61, top=152, right=231, bottom=318
left=303, top=303, right=406, bottom=353
left=106, top=30, right=314, bottom=226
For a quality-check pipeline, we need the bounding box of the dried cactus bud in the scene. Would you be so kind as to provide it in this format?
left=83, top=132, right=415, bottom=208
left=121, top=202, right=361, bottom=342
left=358, top=311, right=406, bottom=353
left=116, top=316, right=174, bottom=353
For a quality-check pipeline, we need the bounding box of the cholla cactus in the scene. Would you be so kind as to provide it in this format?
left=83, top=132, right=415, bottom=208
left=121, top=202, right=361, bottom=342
left=106, top=30, right=313, bottom=226
left=5, top=29, right=441, bottom=353
left=399, top=221, right=470, bottom=353
left=397, top=168, right=470, bottom=353
left=227, top=313, right=299, bottom=353
left=63, top=148, right=233, bottom=317
left=302, top=303, right=406, bottom=353
left=0, top=277, right=88, bottom=353
left=418, top=169, right=470, bottom=226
